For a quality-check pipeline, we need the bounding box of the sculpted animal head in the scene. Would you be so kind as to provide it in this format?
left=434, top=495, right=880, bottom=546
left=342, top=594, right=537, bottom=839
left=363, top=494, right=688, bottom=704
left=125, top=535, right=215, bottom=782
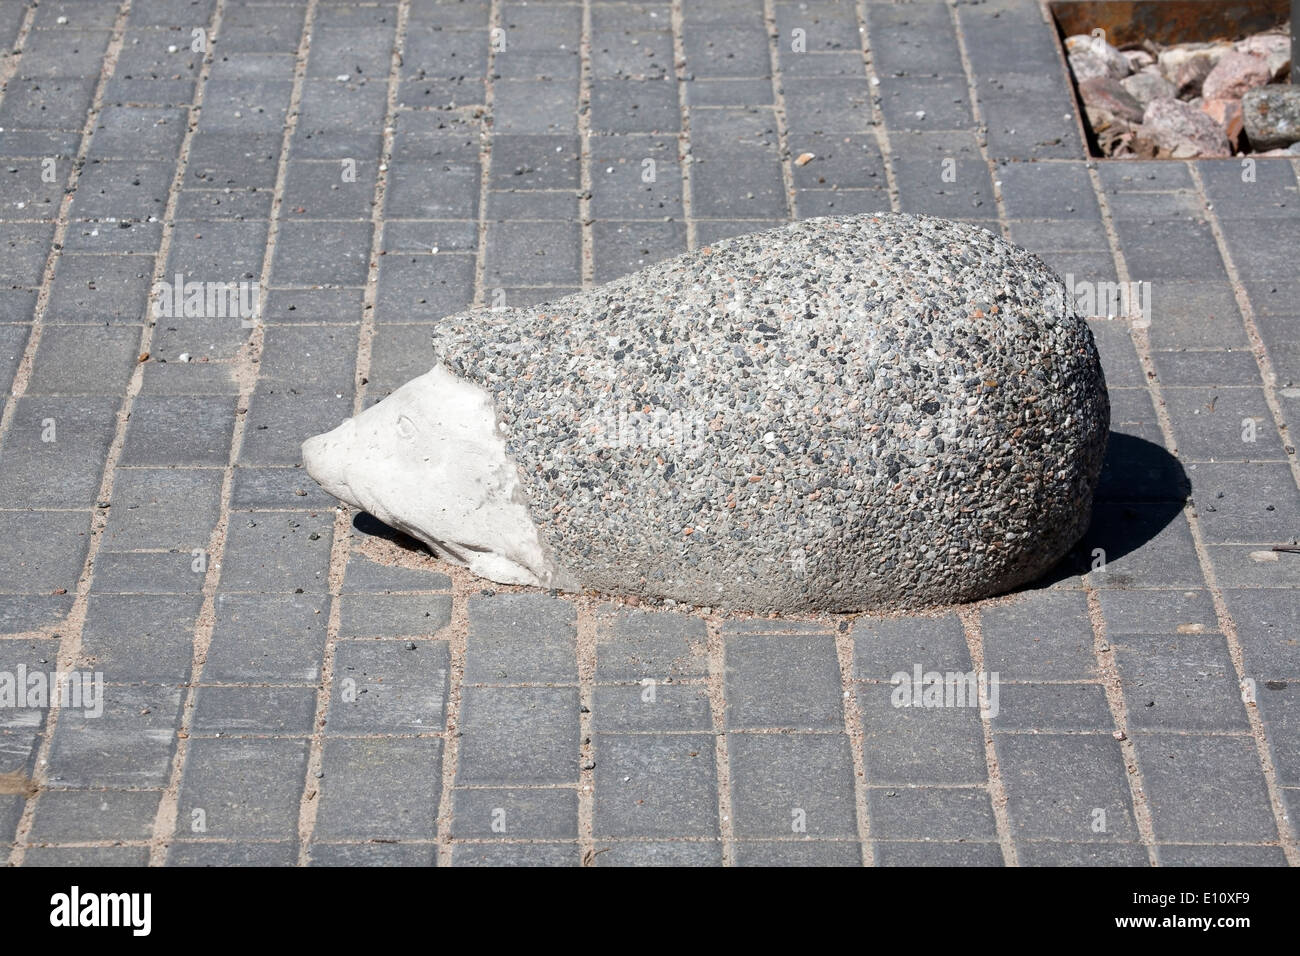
left=301, top=366, right=561, bottom=587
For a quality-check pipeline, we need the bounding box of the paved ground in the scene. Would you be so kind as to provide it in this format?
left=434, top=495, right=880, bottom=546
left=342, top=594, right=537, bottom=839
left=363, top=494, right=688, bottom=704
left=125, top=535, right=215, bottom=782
left=0, top=0, right=1298, bottom=867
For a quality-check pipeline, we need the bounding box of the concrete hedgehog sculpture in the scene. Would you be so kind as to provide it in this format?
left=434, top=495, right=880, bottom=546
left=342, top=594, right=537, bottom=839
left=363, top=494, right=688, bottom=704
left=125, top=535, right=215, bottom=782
left=302, top=213, right=1110, bottom=613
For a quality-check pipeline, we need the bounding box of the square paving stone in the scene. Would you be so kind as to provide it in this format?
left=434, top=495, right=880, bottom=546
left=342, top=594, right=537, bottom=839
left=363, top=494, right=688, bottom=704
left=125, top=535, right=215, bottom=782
left=1097, top=588, right=1219, bottom=636
left=995, top=733, right=1139, bottom=843
left=591, top=684, right=713, bottom=734
left=327, top=639, right=450, bottom=734
left=456, top=686, right=580, bottom=785
left=29, top=787, right=161, bottom=843
left=853, top=613, right=970, bottom=680
left=79, top=593, right=203, bottom=684
left=0, top=396, right=120, bottom=507
left=867, top=786, right=997, bottom=842
left=1116, top=634, right=1249, bottom=732
left=0, top=510, right=92, bottom=594
left=728, top=733, right=858, bottom=838
left=990, top=683, right=1114, bottom=733
left=271, top=220, right=374, bottom=287
left=314, top=737, right=442, bottom=841
left=450, top=843, right=580, bottom=867
left=450, top=787, right=579, bottom=840
left=25, top=325, right=140, bottom=396
left=733, top=841, right=864, bottom=867
left=89, top=551, right=206, bottom=595
left=177, top=737, right=308, bottom=840
left=219, top=511, right=334, bottom=592
left=337, top=593, right=453, bottom=637
left=100, top=467, right=224, bottom=551
left=203, top=592, right=330, bottom=684
left=464, top=594, right=577, bottom=684
left=1134, top=733, right=1278, bottom=843
left=190, top=685, right=318, bottom=736
left=593, top=841, right=723, bottom=866
left=46, top=684, right=184, bottom=788
left=981, top=590, right=1097, bottom=682
left=857, top=684, right=988, bottom=785
left=724, top=633, right=842, bottom=730
left=308, top=842, right=437, bottom=866
left=120, top=396, right=237, bottom=467
left=593, top=733, right=719, bottom=838
left=594, top=607, right=707, bottom=681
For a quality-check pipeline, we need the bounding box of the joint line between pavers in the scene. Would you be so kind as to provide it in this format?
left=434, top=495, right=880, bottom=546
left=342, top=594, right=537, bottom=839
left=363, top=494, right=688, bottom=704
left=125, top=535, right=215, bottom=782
left=833, top=626, right=874, bottom=865
left=294, top=0, right=415, bottom=866
left=578, top=0, right=595, bottom=289
left=145, top=0, right=321, bottom=867
left=1086, top=163, right=1300, bottom=865
left=470, top=0, right=503, bottom=309
left=669, top=0, right=697, bottom=251
left=958, top=608, right=1019, bottom=866
left=1083, top=586, right=1159, bottom=862
left=704, top=618, right=735, bottom=865
left=4, top=0, right=147, bottom=868
left=764, top=0, right=799, bottom=222
left=434, top=566, right=474, bottom=866
left=946, top=0, right=1011, bottom=238
left=576, top=603, right=597, bottom=864
left=854, top=0, right=900, bottom=214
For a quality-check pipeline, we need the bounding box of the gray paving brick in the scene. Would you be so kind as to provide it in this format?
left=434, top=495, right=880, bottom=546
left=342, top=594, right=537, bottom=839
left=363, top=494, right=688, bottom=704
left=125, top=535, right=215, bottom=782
left=242, top=388, right=356, bottom=466
left=0, top=794, right=24, bottom=846
left=264, top=287, right=365, bottom=324
left=729, top=733, right=857, bottom=838
left=0, top=76, right=98, bottom=132
left=593, top=733, right=718, bottom=838
left=1117, top=634, right=1249, bottom=732
left=0, top=396, right=119, bottom=507
left=591, top=77, right=680, bottom=133
left=1253, top=682, right=1300, bottom=787
left=484, top=221, right=581, bottom=286
left=26, top=845, right=152, bottom=867
left=981, top=590, right=1097, bottom=682
left=272, top=220, right=373, bottom=286
left=68, top=161, right=173, bottom=222
left=29, top=789, right=160, bottom=843
left=101, top=467, right=225, bottom=551
left=0, top=595, right=73, bottom=633
left=1135, top=734, right=1277, bottom=843
left=691, top=150, right=787, bottom=218
left=0, top=510, right=92, bottom=594
left=1017, top=842, right=1150, bottom=866
left=341, top=552, right=452, bottom=592
left=80, top=593, right=202, bottom=684
left=589, top=135, right=683, bottom=219
left=490, top=135, right=580, bottom=190
left=724, top=632, right=842, bottom=730
left=26, top=325, right=139, bottom=396
left=166, top=841, right=297, bottom=866
left=337, top=593, right=453, bottom=637
left=190, top=685, right=318, bottom=736
left=873, top=841, right=1004, bottom=866
left=594, top=607, right=707, bottom=681
left=1157, top=843, right=1287, bottom=866
left=0, top=641, right=59, bottom=730
left=592, top=683, right=712, bottom=733
left=1225, top=588, right=1300, bottom=679
left=90, top=106, right=188, bottom=159
left=493, top=78, right=579, bottom=134
left=384, top=160, right=479, bottom=219
left=857, top=683, right=988, bottom=785
left=309, top=842, right=437, bottom=866
left=451, top=842, right=579, bottom=866
left=0, top=223, right=56, bottom=286
left=47, top=684, right=184, bottom=788
left=89, top=551, right=206, bottom=595
left=450, top=787, right=578, bottom=840
left=120, top=395, right=237, bottom=467
left=177, top=737, right=307, bottom=840
left=995, top=734, right=1138, bottom=842
left=1079, top=503, right=1203, bottom=588
left=853, top=613, right=970, bottom=680
left=593, top=841, right=723, bottom=866
left=734, top=840, right=863, bottom=866
left=457, top=686, right=579, bottom=785
left=229, top=466, right=337, bottom=510
left=63, top=220, right=164, bottom=256
left=374, top=253, right=477, bottom=321
left=464, top=593, right=576, bottom=683
left=867, top=786, right=997, bottom=842
left=315, top=737, right=441, bottom=841
left=220, top=511, right=334, bottom=592
left=591, top=220, right=687, bottom=283
left=991, top=683, right=1113, bottom=733
left=327, top=639, right=449, bottom=734
left=203, top=592, right=330, bottom=684
left=1097, top=588, right=1218, bottom=636
left=1192, top=462, right=1300, bottom=545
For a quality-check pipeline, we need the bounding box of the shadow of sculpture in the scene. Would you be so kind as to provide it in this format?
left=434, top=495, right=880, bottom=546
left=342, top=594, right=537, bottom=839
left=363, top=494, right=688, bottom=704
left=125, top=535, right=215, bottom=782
left=1031, top=431, right=1191, bottom=588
